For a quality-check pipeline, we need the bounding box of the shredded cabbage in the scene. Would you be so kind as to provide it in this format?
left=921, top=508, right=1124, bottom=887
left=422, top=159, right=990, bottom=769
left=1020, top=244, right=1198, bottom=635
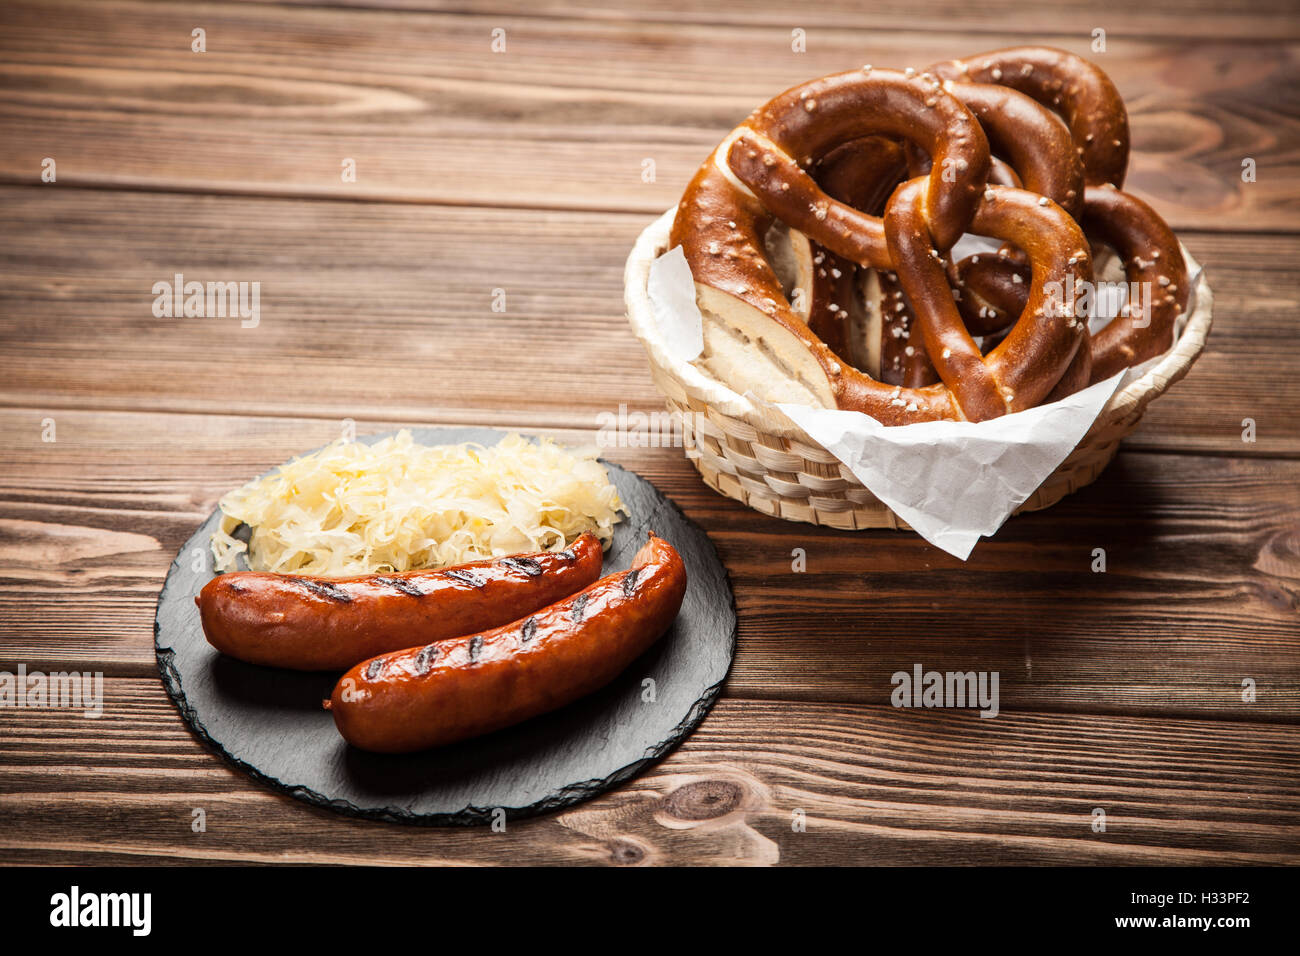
left=210, top=430, right=626, bottom=575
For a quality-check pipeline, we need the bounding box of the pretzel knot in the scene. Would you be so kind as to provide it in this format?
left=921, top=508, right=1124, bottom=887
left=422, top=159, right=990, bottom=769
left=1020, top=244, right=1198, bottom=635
left=670, top=47, right=1189, bottom=425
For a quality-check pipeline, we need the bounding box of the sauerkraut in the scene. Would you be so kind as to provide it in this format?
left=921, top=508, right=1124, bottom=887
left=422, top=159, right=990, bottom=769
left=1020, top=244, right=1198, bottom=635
left=210, top=430, right=626, bottom=575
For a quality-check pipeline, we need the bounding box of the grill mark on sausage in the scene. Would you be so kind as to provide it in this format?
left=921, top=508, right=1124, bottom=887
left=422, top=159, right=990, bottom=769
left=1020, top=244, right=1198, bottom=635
left=445, top=569, right=487, bottom=588
left=468, top=635, right=484, bottom=662
left=571, top=592, right=590, bottom=624
left=501, top=556, right=543, bottom=576
left=622, top=568, right=641, bottom=597
left=374, top=576, right=425, bottom=598
left=556, top=549, right=576, bottom=561
left=224, top=579, right=248, bottom=594
left=292, top=578, right=353, bottom=603
left=414, top=644, right=439, bottom=675
left=365, top=658, right=385, bottom=680
left=520, top=617, right=537, bottom=643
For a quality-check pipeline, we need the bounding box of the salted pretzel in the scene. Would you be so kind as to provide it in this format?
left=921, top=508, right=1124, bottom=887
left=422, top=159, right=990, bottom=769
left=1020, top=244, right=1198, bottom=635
left=671, top=67, right=1096, bottom=424
left=934, top=48, right=1189, bottom=381
left=831, top=47, right=1187, bottom=390
left=950, top=185, right=1188, bottom=382
left=670, top=51, right=1188, bottom=423
left=784, top=136, right=907, bottom=366
left=897, top=74, right=1090, bottom=387
left=879, top=269, right=917, bottom=386
left=896, top=63, right=1092, bottom=387
left=885, top=179, right=1091, bottom=419
left=930, top=47, right=1130, bottom=188
left=907, top=80, right=1085, bottom=219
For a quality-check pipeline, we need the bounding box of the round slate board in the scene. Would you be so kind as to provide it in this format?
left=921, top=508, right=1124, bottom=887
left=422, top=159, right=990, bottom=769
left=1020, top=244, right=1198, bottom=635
left=154, top=427, right=736, bottom=825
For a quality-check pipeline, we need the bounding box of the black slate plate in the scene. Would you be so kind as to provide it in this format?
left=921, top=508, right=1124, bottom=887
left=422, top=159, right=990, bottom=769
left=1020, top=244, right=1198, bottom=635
left=154, top=427, right=735, bottom=825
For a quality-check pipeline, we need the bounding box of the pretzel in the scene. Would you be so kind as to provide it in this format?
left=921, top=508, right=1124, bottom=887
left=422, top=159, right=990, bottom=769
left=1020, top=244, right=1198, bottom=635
left=952, top=252, right=1029, bottom=339
left=1082, top=185, right=1187, bottom=378
left=787, top=136, right=907, bottom=366
left=908, top=80, right=1085, bottom=219
left=879, top=269, right=918, bottom=385
left=885, top=180, right=1091, bottom=419
left=889, top=153, right=1019, bottom=387
left=671, top=68, right=1096, bottom=424
left=952, top=187, right=1188, bottom=381
left=930, top=46, right=1130, bottom=188
left=904, top=251, right=1034, bottom=390
left=722, top=69, right=990, bottom=264
left=899, top=76, right=1088, bottom=377
left=669, top=52, right=1186, bottom=424
left=814, top=138, right=913, bottom=384
left=932, top=48, right=1187, bottom=382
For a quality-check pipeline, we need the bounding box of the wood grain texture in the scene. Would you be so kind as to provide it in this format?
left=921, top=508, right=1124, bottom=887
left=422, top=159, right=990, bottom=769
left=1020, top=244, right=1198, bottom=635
left=0, top=1, right=1293, bottom=230
left=0, top=187, right=1295, bottom=456
left=2, top=409, right=1297, bottom=720
left=236, top=0, right=1300, bottom=42
left=1, top=682, right=1296, bottom=865
left=0, top=0, right=1296, bottom=866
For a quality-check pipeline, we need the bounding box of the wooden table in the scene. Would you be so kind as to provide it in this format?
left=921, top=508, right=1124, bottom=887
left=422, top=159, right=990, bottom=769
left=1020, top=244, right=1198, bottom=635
left=1, top=0, right=1297, bottom=866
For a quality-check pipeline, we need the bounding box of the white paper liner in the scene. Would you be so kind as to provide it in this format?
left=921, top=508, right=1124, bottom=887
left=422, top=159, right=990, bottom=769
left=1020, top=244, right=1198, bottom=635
left=646, top=246, right=704, bottom=363
left=646, top=240, right=1205, bottom=560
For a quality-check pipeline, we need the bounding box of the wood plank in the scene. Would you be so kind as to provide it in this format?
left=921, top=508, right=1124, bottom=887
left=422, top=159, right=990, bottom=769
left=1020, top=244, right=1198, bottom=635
left=0, top=0, right=1294, bottom=872
left=0, top=187, right=1294, bottom=456
left=0, top=1, right=1293, bottom=230
left=1, top=681, right=1296, bottom=865
left=239, top=0, right=1300, bottom=42
left=1, top=408, right=1297, bottom=720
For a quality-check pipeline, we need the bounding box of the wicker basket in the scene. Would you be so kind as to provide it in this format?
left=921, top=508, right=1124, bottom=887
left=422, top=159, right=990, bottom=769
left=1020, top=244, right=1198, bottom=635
left=624, top=209, right=1214, bottom=531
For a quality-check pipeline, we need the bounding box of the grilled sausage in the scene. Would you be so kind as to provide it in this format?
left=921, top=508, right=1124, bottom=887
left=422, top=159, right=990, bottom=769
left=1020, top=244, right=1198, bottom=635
left=326, top=532, right=687, bottom=753
left=197, top=532, right=604, bottom=671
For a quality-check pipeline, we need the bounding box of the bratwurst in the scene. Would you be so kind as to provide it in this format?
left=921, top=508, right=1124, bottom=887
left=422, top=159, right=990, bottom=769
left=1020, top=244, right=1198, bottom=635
left=197, top=532, right=603, bottom=671
left=326, top=532, right=686, bottom=753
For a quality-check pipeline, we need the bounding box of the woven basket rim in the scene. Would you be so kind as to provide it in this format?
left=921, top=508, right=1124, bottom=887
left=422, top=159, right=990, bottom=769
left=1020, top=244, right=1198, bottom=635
left=624, top=207, right=1213, bottom=438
